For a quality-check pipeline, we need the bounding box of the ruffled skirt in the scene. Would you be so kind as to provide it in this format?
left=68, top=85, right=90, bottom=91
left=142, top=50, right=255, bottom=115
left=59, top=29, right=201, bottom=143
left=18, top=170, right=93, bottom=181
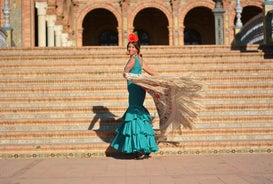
left=110, top=105, right=159, bottom=154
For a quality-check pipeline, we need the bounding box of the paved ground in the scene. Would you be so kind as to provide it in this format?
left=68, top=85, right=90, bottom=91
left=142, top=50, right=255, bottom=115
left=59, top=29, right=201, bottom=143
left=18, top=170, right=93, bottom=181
left=0, top=154, right=273, bottom=184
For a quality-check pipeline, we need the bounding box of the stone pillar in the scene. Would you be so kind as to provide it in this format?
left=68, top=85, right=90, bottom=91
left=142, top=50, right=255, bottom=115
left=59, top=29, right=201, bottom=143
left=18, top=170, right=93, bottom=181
left=61, top=33, right=68, bottom=47
left=263, top=0, right=273, bottom=44
left=35, top=2, right=48, bottom=47
left=168, top=26, right=173, bottom=46
left=179, top=26, right=185, bottom=46
left=46, top=15, right=56, bottom=47
left=120, top=0, right=129, bottom=46
left=76, top=28, right=83, bottom=47
left=54, top=25, right=63, bottom=47
left=170, top=0, right=179, bottom=45
left=2, top=0, right=13, bottom=47
left=118, top=26, right=123, bottom=46
left=2, top=0, right=11, bottom=29
left=234, top=0, right=243, bottom=34
left=173, top=12, right=179, bottom=46
left=213, top=0, right=225, bottom=45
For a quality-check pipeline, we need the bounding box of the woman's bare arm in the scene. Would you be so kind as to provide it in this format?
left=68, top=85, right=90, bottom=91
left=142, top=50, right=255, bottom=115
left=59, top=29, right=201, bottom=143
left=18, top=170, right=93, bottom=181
left=142, top=60, right=158, bottom=76
left=123, top=57, right=136, bottom=77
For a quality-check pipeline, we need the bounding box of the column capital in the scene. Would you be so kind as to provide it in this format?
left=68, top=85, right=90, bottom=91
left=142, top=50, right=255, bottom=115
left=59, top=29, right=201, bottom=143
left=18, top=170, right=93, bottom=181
left=35, top=2, right=48, bottom=16
left=46, top=15, right=56, bottom=27
left=54, top=25, right=63, bottom=33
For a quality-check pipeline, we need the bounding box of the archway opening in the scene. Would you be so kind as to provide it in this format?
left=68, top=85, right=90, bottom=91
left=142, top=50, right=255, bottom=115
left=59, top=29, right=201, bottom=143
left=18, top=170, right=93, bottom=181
left=184, top=28, right=201, bottom=45
left=82, top=8, right=118, bottom=46
left=34, top=8, right=38, bottom=47
left=234, top=6, right=263, bottom=25
left=184, top=7, right=215, bottom=45
left=133, top=8, right=169, bottom=45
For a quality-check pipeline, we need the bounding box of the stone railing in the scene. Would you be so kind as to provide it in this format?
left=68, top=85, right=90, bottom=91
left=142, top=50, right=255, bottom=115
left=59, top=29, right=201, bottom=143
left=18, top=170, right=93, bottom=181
left=0, top=27, right=7, bottom=47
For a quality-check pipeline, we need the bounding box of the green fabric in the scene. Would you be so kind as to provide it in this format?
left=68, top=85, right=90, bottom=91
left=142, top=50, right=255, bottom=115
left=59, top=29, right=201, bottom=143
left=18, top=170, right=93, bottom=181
left=110, top=56, right=159, bottom=154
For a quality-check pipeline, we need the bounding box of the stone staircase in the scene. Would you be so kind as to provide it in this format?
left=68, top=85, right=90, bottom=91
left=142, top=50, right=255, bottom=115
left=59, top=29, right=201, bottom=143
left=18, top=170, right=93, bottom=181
left=0, top=45, right=273, bottom=159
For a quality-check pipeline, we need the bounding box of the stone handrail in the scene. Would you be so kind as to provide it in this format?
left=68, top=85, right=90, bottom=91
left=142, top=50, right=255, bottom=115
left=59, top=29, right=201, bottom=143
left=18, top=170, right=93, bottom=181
left=0, top=27, right=8, bottom=47
left=235, top=13, right=264, bottom=45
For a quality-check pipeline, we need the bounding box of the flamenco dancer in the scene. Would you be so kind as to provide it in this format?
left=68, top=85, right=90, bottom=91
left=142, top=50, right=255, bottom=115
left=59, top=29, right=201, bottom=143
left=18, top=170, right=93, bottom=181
left=110, top=32, right=203, bottom=159
left=110, top=32, right=159, bottom=159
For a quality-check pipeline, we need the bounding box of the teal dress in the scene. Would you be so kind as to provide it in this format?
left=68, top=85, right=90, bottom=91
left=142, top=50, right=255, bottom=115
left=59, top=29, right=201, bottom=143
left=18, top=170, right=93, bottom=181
left=110, top=56, right=159, bottom=154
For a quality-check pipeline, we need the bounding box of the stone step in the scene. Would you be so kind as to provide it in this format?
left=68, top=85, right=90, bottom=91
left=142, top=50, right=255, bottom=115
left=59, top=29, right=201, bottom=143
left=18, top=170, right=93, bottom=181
left=0, top=78, right=272, bottom=87
left=0, top=102, right=272, bottom=114
left=0, top=128, right=272, bottom=146
left=1, top=61, right=271, bottom=70
left=1, top=117, right=273, bottom=131
left=1, top=68, right=272, bottom=79
left=0, top=86, right=271, bottom=97
left=0, top=45, right=261, bottom=55
left=3, top=52, right=263, bottom=60
left=0, top=92, right=272, bottom=100
left=0, top=54, right=270, bottom=64
left=0, top=97, right=272, bottom=107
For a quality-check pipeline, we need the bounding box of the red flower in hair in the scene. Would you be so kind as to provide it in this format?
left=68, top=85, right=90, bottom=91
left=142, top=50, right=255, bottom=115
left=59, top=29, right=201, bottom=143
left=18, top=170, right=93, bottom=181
left=128, top=33, right=139, bottom=42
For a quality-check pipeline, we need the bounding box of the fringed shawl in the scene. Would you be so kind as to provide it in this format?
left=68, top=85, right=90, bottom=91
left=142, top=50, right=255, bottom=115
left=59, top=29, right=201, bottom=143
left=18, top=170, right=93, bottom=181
left=125, top=73, right=204, bottom=136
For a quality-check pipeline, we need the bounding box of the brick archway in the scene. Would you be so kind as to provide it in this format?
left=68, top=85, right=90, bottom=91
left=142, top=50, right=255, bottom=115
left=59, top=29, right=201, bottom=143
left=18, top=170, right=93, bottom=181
left=127, top=2, right=173, bottom=45
left=224, top=0, right=264, bottom=45
left=178, top=0, right=215, bottom=45
left=76, top=2, right=122, bottom=46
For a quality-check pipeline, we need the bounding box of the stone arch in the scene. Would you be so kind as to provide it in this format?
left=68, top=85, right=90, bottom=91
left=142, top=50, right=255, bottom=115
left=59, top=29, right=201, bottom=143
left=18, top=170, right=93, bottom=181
left=179, top=1, right=215, bottom=45
left=76, top=2, right=122, bottom=46
left=225, top=0, right=263, bottom=45
left=240, top=5, right=263, bottom=25
left=127, top=2, right=173, bottom=45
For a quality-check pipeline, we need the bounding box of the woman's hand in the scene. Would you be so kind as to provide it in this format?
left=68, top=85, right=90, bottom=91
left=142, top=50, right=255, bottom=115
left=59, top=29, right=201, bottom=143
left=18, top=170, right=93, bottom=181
left=123, top=72, right=128, bottom=78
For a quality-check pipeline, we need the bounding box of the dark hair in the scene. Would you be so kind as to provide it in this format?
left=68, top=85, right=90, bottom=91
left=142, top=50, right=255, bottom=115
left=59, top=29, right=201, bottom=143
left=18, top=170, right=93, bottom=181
left=127, top=41, right=141, bottom=54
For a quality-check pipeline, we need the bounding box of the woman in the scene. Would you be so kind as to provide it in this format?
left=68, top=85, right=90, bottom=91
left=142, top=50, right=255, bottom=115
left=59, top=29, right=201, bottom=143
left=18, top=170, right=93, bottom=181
left=110, top=33, right=159, bottom=159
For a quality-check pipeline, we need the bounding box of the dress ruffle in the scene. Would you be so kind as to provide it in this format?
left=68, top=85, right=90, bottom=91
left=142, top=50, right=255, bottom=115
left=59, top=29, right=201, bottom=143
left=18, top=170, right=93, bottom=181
left=110, top=105, right=159, bottom=154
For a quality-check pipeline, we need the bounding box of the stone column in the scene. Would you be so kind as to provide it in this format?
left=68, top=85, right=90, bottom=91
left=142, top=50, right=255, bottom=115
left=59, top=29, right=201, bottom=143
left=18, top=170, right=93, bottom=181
left=173, top=12, right=179, bottom=46
left=35, top=2, right=48, bottom=47
left=168, top=26, right=173, bottom=46
left=117, top=26, right=123, bottom=46
left=234, top=0, right=243, bottom=34
left=170, top=0, right=179, bottom=45
left=61, top=33, right=68, bottom=47
left=213, top=0, right=225, bottom=45
left=263, top=0, right=273, bottom=44
left=2, top=0, right=13, bottom=47
left=2, top=0, right=11, bottom=29
left=54, top=25, right=63, bottom=47
left=46, top=15, right=56, bottom=47
left=179, top=26, right=185, bottom=46
left=120, top=0, right=129, bottom=46
left=76, top=28, right=83, bottom=47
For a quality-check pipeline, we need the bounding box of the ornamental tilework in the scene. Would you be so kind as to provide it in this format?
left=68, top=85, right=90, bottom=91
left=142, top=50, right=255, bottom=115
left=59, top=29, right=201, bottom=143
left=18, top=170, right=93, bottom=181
left=1, top=148, right=272, bottom=160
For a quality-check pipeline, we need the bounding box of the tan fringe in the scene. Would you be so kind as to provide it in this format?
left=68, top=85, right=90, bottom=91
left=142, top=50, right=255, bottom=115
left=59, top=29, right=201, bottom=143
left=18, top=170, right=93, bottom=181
left=125, top=73, right=204, bottom=136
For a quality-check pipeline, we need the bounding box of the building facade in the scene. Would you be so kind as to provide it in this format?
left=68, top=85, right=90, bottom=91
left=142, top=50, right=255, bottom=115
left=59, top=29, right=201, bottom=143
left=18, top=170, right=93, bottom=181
left=0, top=0, right=265, bottom=47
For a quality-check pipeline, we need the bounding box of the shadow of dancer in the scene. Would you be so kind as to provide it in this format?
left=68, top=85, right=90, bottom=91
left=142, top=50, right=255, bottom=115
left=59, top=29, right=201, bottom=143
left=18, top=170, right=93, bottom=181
left=88, top=106, right=120, bottom=143
left=89, top=106, right=135, bottom=159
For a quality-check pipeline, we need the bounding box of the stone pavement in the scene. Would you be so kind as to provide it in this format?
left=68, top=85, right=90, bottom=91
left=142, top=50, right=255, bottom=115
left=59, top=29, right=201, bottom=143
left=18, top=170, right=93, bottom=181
left=0, top=154, right=273, bottom=184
